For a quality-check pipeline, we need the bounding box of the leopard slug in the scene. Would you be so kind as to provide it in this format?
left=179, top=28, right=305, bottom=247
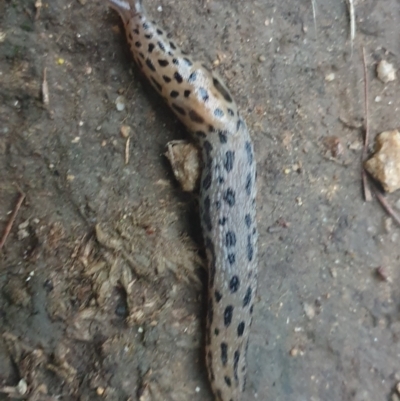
left=106, top=1, right=258, bottom=400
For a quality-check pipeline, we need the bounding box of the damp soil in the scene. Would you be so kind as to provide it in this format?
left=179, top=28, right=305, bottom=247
left=1, top=0, right=400, bottom=400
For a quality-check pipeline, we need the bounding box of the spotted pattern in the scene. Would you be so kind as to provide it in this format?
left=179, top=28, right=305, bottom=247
left=224, top=305, right=233, bottom=327
left=108, top=2, right=258, bottom=400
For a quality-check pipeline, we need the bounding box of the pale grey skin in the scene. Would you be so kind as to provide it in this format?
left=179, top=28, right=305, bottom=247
left=107, top=1, right=258, bottom=400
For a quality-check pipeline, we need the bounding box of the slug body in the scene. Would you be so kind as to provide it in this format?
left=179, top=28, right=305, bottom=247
left=107, top=1, right=258, bottom=400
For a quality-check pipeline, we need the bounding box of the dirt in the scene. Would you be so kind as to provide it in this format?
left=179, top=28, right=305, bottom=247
left=1, top=0, right=400, bottom=400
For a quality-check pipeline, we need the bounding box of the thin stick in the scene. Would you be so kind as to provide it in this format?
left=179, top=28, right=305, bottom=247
left=347, top=0, right=355, bottom=54
left=0, top=193, right=25, bottom=251
left=361, top=47, right=372, bottom=201
left=372, top=187, right=400, bottom=226
left=311, top=0, right=317, bottom=39
left=42, top=67, right=49, bottom=106
left=125, top=137, right=130, bottom=165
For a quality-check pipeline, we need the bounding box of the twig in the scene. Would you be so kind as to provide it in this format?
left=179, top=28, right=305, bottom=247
left=346, top=0, right=355, bottom=54
left=361, top=47, right=372, bottom=201
left=125, top=137, right=130, bottom=165
left=35, top=0, right=42, bottom=20
left=0, top=193, right=25, bottom=251
left=42, top=67, right=49, bottom=106
left=372, top=186, right=400, bottom=226
left=311, top=0, right=317, bottom=38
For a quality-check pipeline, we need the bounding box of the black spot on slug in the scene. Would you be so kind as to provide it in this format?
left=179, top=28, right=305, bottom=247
left=156, top=28, right=163, bottom=35
left=237, top=322, right=245, bottom=336
left=157, top=41, right=166, bottom=51
left=215, top=290, right=222, bottom=302
left=135, top=41, right=142, bottom=48
left=203, top=196, right=212, bottom=231
left=247, top=234, right=254, bottom=261
left=223, top=188, right=236, bottom=207
left=243, top=287, right=252, bottom=307
left=196, top=130, right=206, bottom=138
left=143, top=22, right=150, bottom=29
left=229, top=275, right=240, bottom=292
left=205, top=237, right=216, bottom=287
left=148, top=43, right=155, bottom=53
left=189, top=109, right=204, bottom=124
left=203, top=172, right=212, bottom=190
left=169, top=41, right=177, bottom=49
left=172, top=58, right=179, bottom=65
left=250, top=304, right=254, bottom=314
left=150, top=77, right=162, bottom=92
left=213, top=77, right=233, bottom=102
left=172, top=103, right=186, bottom=116
left=138, top=52, right=145, bottom=59
left=203, top=140, right=213, bottom=168
left=145, top=33, right=152, bottom=39
left=224, top=150, right=235, bottom=172
left=162, top=75, right=171, bottom=83
left=224, top=376, right=232, bottom=387
left=188, top=71, right=197, bottom=83
left=133, top=28, right=139, bottom=34
left=145, top=58, right=156, bottom=72
left=224, top=305, right=233, bottom=327
left=170, top=90, right=179, bottom=98
left=215, top=200, right=221, bottom=210
left=225, top=231, right=236, bottom=247
left=196, top=88, right=209, bottom=104
left=218, top=130, right=227, bottom=144
left=183, top=57, right=193, bottom=66
left=233, top=350, right=240, bottom=382
left=174, top=71, right=183, bottom=83
left=227, top=108, right=235, bottom=116
left=214, top=108, right=224, bottom=118
left=245, top=214, right=252, bottom=228
left=184, top=90, right=191, bottom=98
left=245, top=173, right=252, bottom=195
left=221, top=343, right=228, bottom=366
left=227, top=253, right=236, bottom=265
left=245, top=141, right=254, bottom=165
left=214, top=328, right=220, bottom=336
left=218, top=217, right=227, bottom=226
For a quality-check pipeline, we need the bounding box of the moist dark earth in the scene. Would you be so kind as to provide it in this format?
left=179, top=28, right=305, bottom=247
left=1, top=0, right=400, bottom=400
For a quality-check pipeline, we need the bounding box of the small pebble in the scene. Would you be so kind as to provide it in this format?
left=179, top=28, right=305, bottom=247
left=120, top=125, right=131, bottom=138
left=17, top=229, right=29, bottom=240
left=258, top=55, right=266, bottom=62
left=303, top=303, right=315, bottom=319
left=364, top=130, right=400, bottom=192
left=16, top=379, right=28, bottom=395
left=96, top=387, right=105, bottom=396
left=377, top=60, right=397, bottom=83
left=115, top=95, right=126, bottom=111
left=325, top=73, right=335, bottom=82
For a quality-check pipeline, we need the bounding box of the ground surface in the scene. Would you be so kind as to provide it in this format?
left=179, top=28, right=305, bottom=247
left=1, top=0, right=400, bottom=400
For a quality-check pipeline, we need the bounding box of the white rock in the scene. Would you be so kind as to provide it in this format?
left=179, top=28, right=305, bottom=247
left=377, top=60, right=397, bottom=83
